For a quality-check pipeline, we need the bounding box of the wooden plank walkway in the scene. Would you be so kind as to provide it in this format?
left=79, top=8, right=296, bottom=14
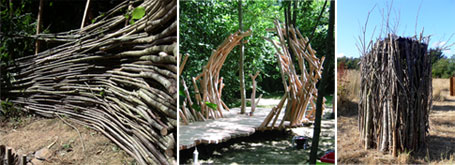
left=179, top=107, right=286, bottom=150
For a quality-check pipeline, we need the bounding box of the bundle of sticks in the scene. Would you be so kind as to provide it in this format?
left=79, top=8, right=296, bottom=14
left=1, top=0, right=177, bottom=164
left=179, top=30, right=252, bottom=123
left=260, top=20, right=324, bottom=129
left=178, top=54, right=205, bottom=124
left=359, top=34, right=431, bottom=156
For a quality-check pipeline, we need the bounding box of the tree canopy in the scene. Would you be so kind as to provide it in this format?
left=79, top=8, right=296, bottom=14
left=180, top=0, right=334, bottom=106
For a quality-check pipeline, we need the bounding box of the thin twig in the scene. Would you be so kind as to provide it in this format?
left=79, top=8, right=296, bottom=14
left=56, top=114, right=86, bottom=152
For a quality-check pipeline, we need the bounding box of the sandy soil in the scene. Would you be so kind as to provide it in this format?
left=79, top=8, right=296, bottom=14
left=337, top=77, right=455, bottom=164
left=0, top=116, right=134, bottom=164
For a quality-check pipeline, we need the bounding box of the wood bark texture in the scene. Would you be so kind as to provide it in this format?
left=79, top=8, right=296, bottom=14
left=1, top=0, right=177, bottom=164
left=358, top=34, right=431, bottom=155
left=260, top=20, right=324, bottom=129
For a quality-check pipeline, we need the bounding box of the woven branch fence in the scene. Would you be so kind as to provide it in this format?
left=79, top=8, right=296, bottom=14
left=1, top=0, right=176, bottom=164
left=359, top=34, right=431, bottom=156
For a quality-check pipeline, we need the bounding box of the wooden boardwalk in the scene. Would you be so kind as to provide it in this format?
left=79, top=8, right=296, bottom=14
left=179, top=107, right=286, bottom=150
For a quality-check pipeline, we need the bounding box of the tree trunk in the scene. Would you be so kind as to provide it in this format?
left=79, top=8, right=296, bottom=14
left=238, top=0, right=246, bottom=114
left=35, top=0, right=44, bottom=55
left=309, top=0, right=334, bottom=163
left=292, top=1, right=297, bottom=26
left=249, top=71, right=260, bottom=115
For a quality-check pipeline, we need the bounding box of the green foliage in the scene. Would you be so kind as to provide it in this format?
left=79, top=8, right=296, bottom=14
left=430, top=49, right=455, bottom=78
left=1, top=99, right=23, bottom=120
left=432, top=56, right=455, bottom=78
left=337, top=57, right=360, bottom=69
left=180, top=1, right=332, bottom=106
left=179, top=88, right=186, bottom=106
left=1, top=0, right=36, bottom=95
left=192, top=104, right=201, bottom=112
left=205, top=102, right=218, bottom=111
left=132, top=6, right=145, bottom=19
left=99, top=90, right=105, bottom=97
left=62, top=143, right=72, bottom=150
left=128, top=6, right=145, bottom=24
left=179, top=89, right=185, bottom=97
left=429, top=48, right=445, bottom=65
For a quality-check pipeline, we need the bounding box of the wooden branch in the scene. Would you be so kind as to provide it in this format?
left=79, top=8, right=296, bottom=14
left=249, top=71, right=260, bottom=115
left=56, top=114, right=86, bottom=152
left=179, top=54, right=189, bottom=76
left=35, top=0, right=44, bottom=54
left=81, top=0, right=91, bottom=30
left=261, top=20, right=324, bottom=128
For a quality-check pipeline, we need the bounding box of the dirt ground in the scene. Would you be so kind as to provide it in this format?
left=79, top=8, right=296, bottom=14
left=181, top=119, right=334, bottom=164
left=0, top=116, right=134, bottom=164
left=337, top=75, right=455, bottom=164
left=180, top=97, right=335, bottom=164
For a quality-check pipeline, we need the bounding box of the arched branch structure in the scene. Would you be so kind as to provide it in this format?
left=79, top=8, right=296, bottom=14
left=190, top=30, right=252, bottom=120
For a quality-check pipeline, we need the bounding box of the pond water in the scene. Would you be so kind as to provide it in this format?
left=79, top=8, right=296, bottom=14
left=180, top=121, right=335, bottom=164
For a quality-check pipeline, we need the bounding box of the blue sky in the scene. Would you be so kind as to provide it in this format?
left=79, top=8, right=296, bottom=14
left=337, top=0, right=455, bottom=58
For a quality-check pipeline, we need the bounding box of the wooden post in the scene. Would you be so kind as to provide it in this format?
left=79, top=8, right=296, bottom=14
left=451, top=77, right=455, bottom=96
left=35, top=0, right=44, bottom=54
left=238, top=0, right=246, bottom=114
left=6, top=147, right=12, bottom=165
left=249, top=71, right=260, bottom=115
left=81, top=0, right=91, bottom=30
left=21, top=154, right=26, bottom=165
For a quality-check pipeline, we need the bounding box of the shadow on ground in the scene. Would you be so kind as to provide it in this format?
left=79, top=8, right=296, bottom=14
left=180, top=130, right=334, bottom=164
left=338, top=98, right=455, bottom=164
left=337, top=99, right=358, bottom=117
left=412, top=135, right=455, bottom=161
left=432, top=105, right=455, bottom=112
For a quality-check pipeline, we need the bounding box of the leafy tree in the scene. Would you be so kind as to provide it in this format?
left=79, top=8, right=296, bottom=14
left=310, top=0, right=333, bottom=163
left=180, top=0, right=332, bottom=106
left=429, top=48, right=444, bottom=65
left=337, top=57, right=360, bottom=70
left=432, top=55, right=455, bottom=78
left=1, top=0, right=36, bottom=92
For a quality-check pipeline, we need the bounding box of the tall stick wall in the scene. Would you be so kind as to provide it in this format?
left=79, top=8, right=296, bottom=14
left=359, top=35, right=431, bottom=156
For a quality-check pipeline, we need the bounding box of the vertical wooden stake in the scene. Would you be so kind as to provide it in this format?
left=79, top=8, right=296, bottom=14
left=21, top=154, right=26, bottom=165
left=6, top=147, right=12, bottom=165
left=80, top=0, right=91, bottom=30
left=249, top=71, right=260, bottom=115
left=450, top=77, right=455, bottom=96
left=35, top=0, right=44, bottom=54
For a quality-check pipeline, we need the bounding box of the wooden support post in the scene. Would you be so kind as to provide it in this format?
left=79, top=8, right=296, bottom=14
left=21, top=154, right=26, bottom=165
left=249, top=71, right=260, bottom=115
left=451, top=77, right=455, bottom=96
left=6, top=147, right=12, bottom=165
left=179, top=54, right=189, bottom=76
left=80, top=0, right=91, bottom=30
left=179, top=109, right=189, bottom=125
left=35, top=0, right=44, bottom=54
